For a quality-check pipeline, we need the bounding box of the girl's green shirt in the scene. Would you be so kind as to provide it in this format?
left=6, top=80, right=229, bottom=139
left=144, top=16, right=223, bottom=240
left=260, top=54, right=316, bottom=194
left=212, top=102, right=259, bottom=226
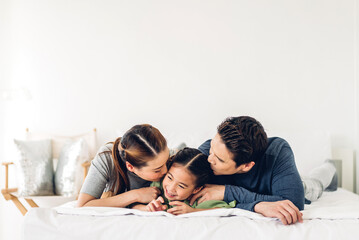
left=150, top=181, right=236, bottom=210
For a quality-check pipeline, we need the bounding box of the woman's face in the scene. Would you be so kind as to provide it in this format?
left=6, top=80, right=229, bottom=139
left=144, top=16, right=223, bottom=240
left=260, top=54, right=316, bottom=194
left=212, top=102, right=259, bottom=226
left=131, top=148, right=170, bottom=182
left=162, top=164, right=201, bottom=201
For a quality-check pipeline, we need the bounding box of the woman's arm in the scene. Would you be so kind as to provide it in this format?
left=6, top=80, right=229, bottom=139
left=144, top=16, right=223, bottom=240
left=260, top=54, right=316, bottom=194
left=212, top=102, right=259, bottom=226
left=131, top=204, right=148, bottom=211
left=77, top=186, right=161, bottom=208
left=77, top=191, right=139, bottom=208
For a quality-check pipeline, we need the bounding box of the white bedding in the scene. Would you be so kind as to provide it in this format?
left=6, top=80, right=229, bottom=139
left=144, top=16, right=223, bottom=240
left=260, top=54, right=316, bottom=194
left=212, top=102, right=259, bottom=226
left=23, top=188, right=359, bottom=240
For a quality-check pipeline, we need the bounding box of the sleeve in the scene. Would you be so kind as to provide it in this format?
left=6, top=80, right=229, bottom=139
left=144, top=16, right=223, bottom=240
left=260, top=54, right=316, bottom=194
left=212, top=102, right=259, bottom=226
left=195, top=200, right=236, bottom=209
left=224, top=144, right=305, bottom=212
left=150, top=181, right=162, bottom=189
left=80, top=149, right=113, bottom=199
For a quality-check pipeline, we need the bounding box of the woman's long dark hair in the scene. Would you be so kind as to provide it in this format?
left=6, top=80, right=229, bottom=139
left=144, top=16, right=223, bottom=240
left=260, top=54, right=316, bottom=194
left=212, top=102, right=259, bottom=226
left=102, top=124, right=167, bottom=195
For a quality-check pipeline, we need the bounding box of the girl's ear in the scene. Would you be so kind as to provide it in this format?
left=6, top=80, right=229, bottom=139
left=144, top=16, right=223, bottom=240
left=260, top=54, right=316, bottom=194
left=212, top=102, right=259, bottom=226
left=126, top=161, right=135, bottom=172
left=192, top=186, right=203, bottom=195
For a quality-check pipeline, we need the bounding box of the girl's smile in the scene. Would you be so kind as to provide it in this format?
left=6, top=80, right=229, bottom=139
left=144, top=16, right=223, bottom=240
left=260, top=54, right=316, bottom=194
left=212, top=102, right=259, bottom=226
left=162, top=164, right=201, bottom=201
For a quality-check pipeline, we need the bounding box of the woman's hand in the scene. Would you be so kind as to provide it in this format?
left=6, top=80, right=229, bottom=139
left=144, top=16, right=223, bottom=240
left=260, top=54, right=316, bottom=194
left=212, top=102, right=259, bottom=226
left=146, top=196, right=167, bottom=212
left=167, top=201, right=195, bottom=215
left=135, top=187, right=161, bottom=204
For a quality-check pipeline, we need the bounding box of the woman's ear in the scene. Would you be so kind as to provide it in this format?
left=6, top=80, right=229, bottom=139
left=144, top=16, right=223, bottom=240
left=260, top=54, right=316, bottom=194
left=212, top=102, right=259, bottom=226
left=192, top=186, right=203, bottom=195
left=126, top=161, right=135, bottom=172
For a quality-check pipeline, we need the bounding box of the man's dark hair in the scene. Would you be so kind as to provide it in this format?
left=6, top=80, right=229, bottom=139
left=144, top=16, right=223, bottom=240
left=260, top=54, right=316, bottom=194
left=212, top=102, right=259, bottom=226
left=217, top=116, right=268, bottom=166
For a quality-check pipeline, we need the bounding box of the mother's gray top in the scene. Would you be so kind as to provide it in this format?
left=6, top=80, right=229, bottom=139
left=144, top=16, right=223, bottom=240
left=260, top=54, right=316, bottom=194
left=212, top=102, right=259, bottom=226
left=80, top=143, right=151, bottom=199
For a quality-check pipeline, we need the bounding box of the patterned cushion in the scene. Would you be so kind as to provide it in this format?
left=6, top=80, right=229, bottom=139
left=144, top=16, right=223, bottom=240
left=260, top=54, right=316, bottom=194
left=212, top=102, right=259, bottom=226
left=54, top=138, right=89, bottom=196
left=14, top=139, right=54, bottom=196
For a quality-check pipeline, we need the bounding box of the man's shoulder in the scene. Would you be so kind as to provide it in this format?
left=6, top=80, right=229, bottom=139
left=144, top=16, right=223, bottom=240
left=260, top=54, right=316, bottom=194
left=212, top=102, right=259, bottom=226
left=265, top=137, right=291, bottom=156
left=198, top=139, right=211, bottom=155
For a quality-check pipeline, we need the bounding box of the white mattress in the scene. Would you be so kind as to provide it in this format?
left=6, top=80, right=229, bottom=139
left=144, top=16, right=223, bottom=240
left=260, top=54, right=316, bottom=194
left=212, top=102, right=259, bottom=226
left=22, top=188, right=359, bottom=240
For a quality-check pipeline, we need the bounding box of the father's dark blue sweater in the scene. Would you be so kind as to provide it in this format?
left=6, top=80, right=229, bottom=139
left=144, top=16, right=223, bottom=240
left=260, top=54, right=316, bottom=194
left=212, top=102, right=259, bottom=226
left=198, top=137, right=305, bottom=212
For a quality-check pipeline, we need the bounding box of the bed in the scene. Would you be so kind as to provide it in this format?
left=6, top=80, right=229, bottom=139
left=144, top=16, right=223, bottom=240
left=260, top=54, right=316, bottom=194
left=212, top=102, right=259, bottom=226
left=22, top=188, right=359, bottom=240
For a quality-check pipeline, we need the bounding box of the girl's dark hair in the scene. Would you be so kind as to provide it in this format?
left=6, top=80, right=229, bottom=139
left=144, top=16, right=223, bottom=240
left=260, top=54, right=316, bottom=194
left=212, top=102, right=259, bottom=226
left=170, top=148, right=212, bottom=188
left=217, top=116, right=268, bottom=166
left=102, top=124, right=167, bottom=194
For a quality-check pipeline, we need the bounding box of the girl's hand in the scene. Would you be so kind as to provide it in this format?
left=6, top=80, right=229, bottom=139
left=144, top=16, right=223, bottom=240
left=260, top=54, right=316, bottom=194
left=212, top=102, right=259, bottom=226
left=167, top=201, right=195, bottom=215
left=135, top=187, right=161, bottom=203
left=146, top=196, right=167, bottom=212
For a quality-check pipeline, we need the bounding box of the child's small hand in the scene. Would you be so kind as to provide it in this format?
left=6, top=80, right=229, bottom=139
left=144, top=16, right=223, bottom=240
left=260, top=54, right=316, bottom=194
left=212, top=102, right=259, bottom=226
left=167, top=201, right=195, bottom=215
left=146, top=196, right=167, bottom=212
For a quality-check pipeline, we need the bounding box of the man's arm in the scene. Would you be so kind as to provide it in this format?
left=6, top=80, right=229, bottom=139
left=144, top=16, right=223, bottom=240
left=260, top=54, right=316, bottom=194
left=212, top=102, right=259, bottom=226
left=195, top=139, right=304, bottom=224
left=223, top=144, right=304, bottom=211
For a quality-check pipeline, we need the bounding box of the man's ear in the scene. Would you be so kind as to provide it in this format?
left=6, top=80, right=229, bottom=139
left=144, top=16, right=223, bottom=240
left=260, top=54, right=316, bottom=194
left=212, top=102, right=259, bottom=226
left=241, top=161, right=255, bottom=173
left=126, top=161, right=135, bottom=172
left=192, top=186, right=203, bottom=195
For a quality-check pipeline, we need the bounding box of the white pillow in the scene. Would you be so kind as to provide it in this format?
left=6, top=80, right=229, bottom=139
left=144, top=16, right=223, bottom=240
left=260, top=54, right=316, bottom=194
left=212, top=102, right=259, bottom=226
left=54, top=138, right=89, bottom=196
left=14, top=139, right=54, bottom=196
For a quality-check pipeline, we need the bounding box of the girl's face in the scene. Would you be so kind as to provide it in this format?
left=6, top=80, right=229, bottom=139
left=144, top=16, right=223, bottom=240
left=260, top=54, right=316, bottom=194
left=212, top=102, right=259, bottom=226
left=129, top=148, right=169, bottom=182
left=162, top=164, right=202, bottom=201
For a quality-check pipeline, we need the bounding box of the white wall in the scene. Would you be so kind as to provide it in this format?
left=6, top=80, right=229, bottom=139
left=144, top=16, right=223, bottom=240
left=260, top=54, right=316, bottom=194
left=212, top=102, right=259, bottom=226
left=356, top=0, right=359, bottom=194
left=0, top=0, right=358, bottom=239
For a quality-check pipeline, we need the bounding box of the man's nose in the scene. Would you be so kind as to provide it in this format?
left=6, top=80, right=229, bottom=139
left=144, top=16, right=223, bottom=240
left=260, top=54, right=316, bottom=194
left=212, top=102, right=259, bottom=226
left=208, top=154, right=215, bottom=164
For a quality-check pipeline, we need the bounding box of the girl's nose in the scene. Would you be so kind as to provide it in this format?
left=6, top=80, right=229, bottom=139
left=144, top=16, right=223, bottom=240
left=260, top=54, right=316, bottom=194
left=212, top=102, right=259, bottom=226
left=167, top=182, right=176, bottom=192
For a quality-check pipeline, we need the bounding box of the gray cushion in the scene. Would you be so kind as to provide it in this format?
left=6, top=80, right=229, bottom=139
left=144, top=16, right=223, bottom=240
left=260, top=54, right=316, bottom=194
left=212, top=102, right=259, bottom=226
left=14, top=139, right=54, bottom=196
left=54, top=138, right=89, bottom=196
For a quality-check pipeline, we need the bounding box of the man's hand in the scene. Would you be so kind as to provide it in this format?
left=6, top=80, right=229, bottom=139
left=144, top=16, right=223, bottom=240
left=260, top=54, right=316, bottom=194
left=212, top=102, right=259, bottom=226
left=189, top=184, right=225, bottom=205
left=254, top=200, right=303, bottom=225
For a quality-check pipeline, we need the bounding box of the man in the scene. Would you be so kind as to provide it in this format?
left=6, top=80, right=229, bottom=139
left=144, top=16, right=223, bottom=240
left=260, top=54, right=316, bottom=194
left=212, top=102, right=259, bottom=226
left=191, top=116, right=304, bottom=225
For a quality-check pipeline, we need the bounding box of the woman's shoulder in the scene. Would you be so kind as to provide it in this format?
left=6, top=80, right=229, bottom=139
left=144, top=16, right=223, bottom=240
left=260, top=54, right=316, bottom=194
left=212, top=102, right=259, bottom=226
left=96, top=142, right=114, bottom=154
left=91, top=143, right=115, bottom=173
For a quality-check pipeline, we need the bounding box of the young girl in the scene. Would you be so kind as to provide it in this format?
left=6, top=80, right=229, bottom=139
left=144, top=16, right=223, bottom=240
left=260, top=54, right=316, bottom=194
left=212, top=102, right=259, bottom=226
left=77, top=124, right=169, bottom=208
left=135, top=148, right=236, bottom=215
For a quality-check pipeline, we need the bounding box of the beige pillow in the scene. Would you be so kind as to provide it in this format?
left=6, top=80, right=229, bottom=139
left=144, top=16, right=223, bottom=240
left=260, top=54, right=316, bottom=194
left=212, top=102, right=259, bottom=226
left=25, top=129, right=97, bottom=160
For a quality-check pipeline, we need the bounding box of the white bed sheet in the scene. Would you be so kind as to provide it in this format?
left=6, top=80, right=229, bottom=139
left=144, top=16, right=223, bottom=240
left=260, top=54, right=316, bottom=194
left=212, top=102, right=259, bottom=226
left=22, top=188, right=359, bottom=240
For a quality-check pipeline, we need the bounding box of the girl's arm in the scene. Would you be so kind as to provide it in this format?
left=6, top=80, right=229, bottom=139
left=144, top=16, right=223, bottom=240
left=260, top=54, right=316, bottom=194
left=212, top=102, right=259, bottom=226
left=167, top=201, right=220, bottom=215
left=132, top=196, right=167, bottom=212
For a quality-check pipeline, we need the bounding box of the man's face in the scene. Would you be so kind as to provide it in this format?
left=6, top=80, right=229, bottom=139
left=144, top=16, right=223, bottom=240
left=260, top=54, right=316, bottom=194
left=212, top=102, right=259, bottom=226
left=208, top=134, right=244, bottom=175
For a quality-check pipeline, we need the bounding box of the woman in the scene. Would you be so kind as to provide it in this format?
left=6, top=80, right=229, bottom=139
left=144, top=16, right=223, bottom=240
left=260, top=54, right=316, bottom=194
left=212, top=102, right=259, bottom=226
left=77, top=124, right=169, bottom=208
